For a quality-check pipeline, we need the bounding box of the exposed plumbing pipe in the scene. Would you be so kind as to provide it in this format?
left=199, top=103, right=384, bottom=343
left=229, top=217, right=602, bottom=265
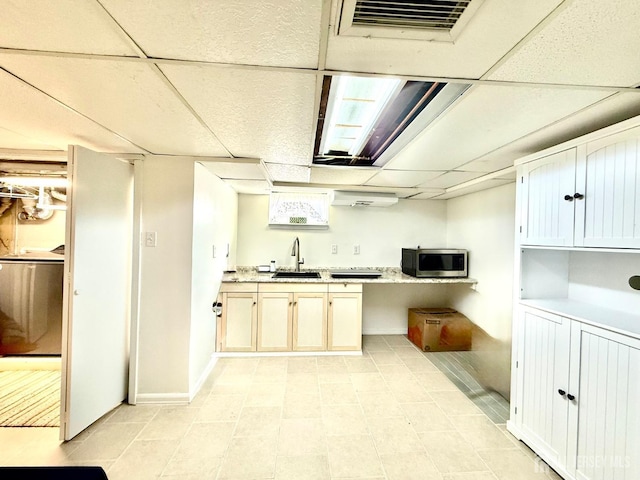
left=49, top=188, right=66, bottom=203
left=18, top=192, right=54, bottom=221
left=0, top=197, right=12, bottom=216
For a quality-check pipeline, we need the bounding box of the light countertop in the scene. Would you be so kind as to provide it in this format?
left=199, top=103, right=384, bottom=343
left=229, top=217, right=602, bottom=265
left=222, top=267, right=477, bottom=285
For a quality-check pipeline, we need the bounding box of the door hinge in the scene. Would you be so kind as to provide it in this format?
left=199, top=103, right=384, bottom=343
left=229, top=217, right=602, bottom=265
left=516, top=361, right=518, bottom=368
left=519, top=226, right=522, bottom=233
left=515, top=406, right=518, bottom=414
left=521, top=176, right=524, bottom=184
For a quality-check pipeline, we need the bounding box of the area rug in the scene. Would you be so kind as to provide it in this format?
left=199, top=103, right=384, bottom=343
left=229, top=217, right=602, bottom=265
left=0, top=370, right=60, bottom=427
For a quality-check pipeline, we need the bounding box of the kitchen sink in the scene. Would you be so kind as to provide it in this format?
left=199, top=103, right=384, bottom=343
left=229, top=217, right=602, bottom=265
left=272, top=271, right=321, bottom=279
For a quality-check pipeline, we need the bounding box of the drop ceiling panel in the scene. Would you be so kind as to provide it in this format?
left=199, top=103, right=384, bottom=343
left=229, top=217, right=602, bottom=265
left=161, top=65, right=316, bottom=165
left=462, top=92, right=640, bottom=172
left=0, top=1, right=137, bottom=55
left=101, top=0, right=323, bottom=68
left=266, top=163, right=310, bottom=183
left=409, top=191, right=448, bottom=200
left=224, top=179, right=272, bottom=194
left=417, top=171, right=486, bottom=189
left=385, top=85, right=610, bottom=172
left=0, top=55, right=228, bottom=156
left=488, top=0, right=640, bottom=87
left=201, top=161, right=265, bottom=180
left=0, top=69, right=142, bottom=153
left=325, top=0, right=563, bottom=78
left=310, top=167, right=377, bottom=185
left=0, top=126, right=58, bottom=151
left=432, top=178, right=514, bottom=199
left=365, top=170, right=443, bottom=188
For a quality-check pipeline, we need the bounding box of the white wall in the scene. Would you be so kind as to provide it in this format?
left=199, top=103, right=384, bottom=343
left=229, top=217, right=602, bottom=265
left=363, top=283, right=450, bottom=334
left=137, top=157, right=195, bottom=399
left=237, top=195, right=447, bottom=268
left=136, top=157, right=239, bottom=402
left=237, top=195, right=450, bottom=333
left=189, top=163, right=238, bottom=393
left=446, top=182, right=516, bottom=398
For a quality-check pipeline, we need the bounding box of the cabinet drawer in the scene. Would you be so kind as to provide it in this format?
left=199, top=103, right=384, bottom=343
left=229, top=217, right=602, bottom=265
left=328, top=283, right=362, bottom=293
left=220, top=282, right=257, bottom=293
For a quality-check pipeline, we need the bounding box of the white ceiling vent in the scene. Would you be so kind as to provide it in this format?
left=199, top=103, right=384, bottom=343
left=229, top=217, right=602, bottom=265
left=331, top=190, right=398, bottom=207
left=338, top=0, right=484, bottom=42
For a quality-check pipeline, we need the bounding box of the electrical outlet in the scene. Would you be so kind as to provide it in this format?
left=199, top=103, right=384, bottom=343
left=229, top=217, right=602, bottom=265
left=353, top=244, right=360, bottom=255
left=331, top=244, right=338, bottom=254
left=145, top=232, right=157, bottom=247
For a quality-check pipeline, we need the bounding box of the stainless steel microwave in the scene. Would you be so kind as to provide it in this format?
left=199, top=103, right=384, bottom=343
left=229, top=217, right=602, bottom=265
left=401, top=248, right=468, bottom=278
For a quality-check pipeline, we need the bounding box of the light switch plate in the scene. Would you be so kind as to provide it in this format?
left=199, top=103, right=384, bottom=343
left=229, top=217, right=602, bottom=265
left=353, top=244, right=360, bottom=255
left=145, top=232, right=157, bottom=247
left=331, top=244, right=338, bottom=254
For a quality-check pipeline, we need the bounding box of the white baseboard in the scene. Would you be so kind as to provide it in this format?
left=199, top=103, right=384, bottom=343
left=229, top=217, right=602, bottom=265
left=135, top=393, right=191, bottom=405
left=189, top=355, right=218, bottom=402
left=362, top=328, right=407, bottom=335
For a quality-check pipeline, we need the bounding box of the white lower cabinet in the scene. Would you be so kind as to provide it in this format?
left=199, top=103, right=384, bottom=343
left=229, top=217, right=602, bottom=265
left=257, top=291, right=292, bottom=351
left=515, top=307, right=571, bottom=467
left=511, top=305, right=640, bottom=479
left=219, top=282, right=361, bottom=353
left=328, top=284, right=363, bottom=351
left=219, top=283, right=258, bottom=352
left=567, top=322, right=640, bottom=480
left=293, top=292, right=327, bottom=351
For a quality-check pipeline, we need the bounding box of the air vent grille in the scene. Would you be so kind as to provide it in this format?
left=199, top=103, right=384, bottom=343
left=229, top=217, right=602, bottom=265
left=352, top=0, right=471, bottom=31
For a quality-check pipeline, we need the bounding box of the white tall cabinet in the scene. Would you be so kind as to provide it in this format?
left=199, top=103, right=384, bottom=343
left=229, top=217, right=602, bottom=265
left=509, top=117, right=640, bottom=480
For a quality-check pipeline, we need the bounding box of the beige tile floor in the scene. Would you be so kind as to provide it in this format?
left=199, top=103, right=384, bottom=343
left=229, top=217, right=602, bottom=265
left=0, top=335, right=562, bottom=480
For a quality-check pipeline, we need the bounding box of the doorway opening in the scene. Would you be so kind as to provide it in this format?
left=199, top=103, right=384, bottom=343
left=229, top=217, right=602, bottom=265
left=0, top=160, right=67, bottom=430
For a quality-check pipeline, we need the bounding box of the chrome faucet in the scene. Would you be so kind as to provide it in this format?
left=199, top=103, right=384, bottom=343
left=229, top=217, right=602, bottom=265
left=291, top=237, right=304, bottom=272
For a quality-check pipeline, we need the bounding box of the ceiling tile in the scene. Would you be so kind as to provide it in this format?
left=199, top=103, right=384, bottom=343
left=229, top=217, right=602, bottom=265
left=432, top=179, right=515, bottom=200
left=488, top=0, right=640, bottom=87
left=310, top=166, right=378, bottom=185
left=0, top=69, right=142, bottom=153
left=224, top=179, right=272, bottom=194
left=417, top=171, right=486, bottom=189
left=265, top=163, right=310, bottom=183
left=384, top=85, right=610, bottom=171
left=365, top=170, right=443, bottom=188
left=325, top=0, right=563, bottom=78
left=408, top=191, right=447, bottom=200
left=0, top=1, right=137, bottom=55
left=0, top=126, right=58, bottom=151
left=201, top=160, right=266, bottom=180
left=0, top=55, right=228, bottom=156
left=161, top=64, right=317, bottom=165
left=464, top=91, right=640, bottom=172
left=101, top=0, right=323, bottom=68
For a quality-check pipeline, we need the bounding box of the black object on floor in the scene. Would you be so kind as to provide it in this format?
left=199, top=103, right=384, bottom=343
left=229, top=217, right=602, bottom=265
left=0, top=466, right=108, bottom=479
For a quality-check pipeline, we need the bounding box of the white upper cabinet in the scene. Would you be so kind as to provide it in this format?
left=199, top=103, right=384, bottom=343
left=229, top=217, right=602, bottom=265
left=574, top=127, right=640, bottom=248
left=520, top=148, right=577, bottom=246
left=520, top=125, right=640, bottom=249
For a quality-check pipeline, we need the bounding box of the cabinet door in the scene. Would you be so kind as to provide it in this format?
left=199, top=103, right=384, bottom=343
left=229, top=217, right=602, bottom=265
left=515, top=307, right=571, bottom=468
left=567, top=322, right=640, bottom=480
left=257, top=292, right=292, bottom=351
left=327, top=292, right=362, bottom=351
left=220, top=292, right=257, bottom=352
left=293, top=293, right=327, bottom=351
left=575, top=132, right=640, bottom=248
left=520, top=149, right=577, bottom=246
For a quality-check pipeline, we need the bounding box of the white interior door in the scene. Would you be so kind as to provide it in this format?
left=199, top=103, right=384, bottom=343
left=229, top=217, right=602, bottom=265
left=60, top=145, right=133, bottom=440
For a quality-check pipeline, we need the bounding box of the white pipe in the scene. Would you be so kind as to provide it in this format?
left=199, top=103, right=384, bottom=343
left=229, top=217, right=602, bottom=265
left=50, top=188, right=66, bottom=202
